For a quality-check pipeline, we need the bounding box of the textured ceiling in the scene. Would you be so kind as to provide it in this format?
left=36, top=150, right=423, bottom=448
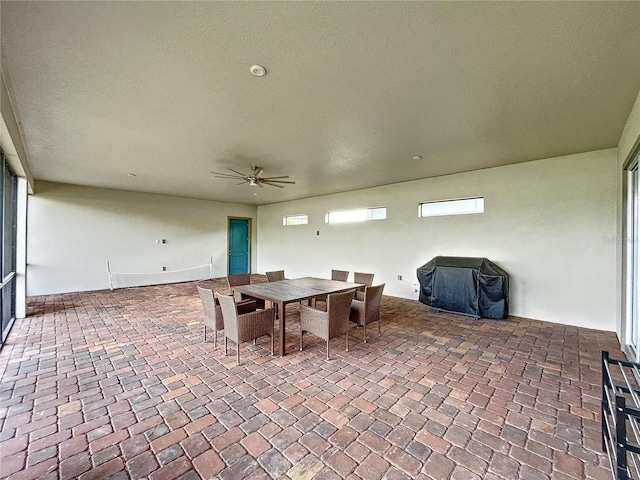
left=1, top=1, right=639, bottom=205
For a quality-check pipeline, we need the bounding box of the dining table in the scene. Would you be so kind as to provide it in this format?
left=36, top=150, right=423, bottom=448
left=233, top=277, right=363, bottom=356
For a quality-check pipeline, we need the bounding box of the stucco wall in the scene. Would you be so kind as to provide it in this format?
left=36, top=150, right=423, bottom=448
left=27, top=182, right=258, bottom=295
left=257, top=149, right=618, bottom=331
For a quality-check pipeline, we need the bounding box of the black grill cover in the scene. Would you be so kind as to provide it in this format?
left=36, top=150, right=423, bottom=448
left=417, top=256, right=509, bottom=319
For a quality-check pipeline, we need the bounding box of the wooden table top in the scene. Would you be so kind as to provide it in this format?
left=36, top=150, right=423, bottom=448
left=233, top=277, right=362, bottom=303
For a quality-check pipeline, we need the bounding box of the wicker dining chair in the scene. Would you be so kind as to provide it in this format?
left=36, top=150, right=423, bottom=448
left=300, top=289, right=355, bottom=360
left=217, top=293, right=275, bottom=365
left=331, top=269, right=349, bottom=282
left=312, top=269, right=350, bottom=308
left=227, top=273, right=266, bottom=308
left=353, top=272, right=375, bottom=300
left=226, top=274, right=251, bottom=300
left=349, top=284, right=385, bottom=342
left=197, top=286, right=256, bottom=350
left=266, top=270, right=285, bottom=282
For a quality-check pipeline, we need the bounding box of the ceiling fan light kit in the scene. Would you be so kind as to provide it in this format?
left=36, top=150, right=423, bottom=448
left=211, top=165, right=295, bottom=189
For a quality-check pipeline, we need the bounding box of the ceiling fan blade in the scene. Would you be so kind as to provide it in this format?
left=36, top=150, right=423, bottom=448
left=214, top=175, right=245, bottom=180
left=264, top=182, right=284, bottom=188
left=253, top=167, right=264, bottom=177
left=261, top=175, right=290, bottom=180
left=228, top=168, right=248, bottom=177
left=237, top=181, right=248, bottom=185
left=264, top=179, right=296, bottom=184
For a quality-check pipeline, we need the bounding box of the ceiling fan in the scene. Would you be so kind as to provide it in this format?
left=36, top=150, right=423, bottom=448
left=211, top=165, right=295, bottom=188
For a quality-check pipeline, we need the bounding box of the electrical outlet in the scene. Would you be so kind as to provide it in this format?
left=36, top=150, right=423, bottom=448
left=397, top=275, right=402, bottom=280
left=413, top=283, right=419, bottom=293
left=162, top=266, right=167, bottom=271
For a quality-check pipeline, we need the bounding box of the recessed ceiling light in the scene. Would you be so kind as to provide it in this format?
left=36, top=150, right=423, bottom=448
left=253, top=193, right=258, bottom=196
left=250, top=65, right=266, bottom=77
left=413, top=155, right=422, bottom=161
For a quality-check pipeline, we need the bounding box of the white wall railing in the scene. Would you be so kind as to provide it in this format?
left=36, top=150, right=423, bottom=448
left=107, top=260, right=213, bottom=290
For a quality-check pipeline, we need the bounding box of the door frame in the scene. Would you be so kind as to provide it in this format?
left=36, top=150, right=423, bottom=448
left=623, top=148, right=639, bottom=360
left=227, top=216, right=252, bottom=275
left=0, top=151, right=17, bottom=348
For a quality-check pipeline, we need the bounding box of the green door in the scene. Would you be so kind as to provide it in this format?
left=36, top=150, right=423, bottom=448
left=228, top=218, right=250, bottom=274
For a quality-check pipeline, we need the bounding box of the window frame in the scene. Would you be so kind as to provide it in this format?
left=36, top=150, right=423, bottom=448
left=325, top=207, right=387, bottom=224
left=283, top=214, right=309, bottom=226
left=418, top=197, right=484, bottom=218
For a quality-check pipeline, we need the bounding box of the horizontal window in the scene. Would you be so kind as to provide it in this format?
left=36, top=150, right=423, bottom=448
left=283, top=214, right=308, bottom=226
left=419, top=197, right=484, bottom=217
left=325, top=207, right=386, bottom=224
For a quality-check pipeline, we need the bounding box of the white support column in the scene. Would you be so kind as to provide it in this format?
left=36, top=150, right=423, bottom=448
left=15, top=177, right=27, bottom=318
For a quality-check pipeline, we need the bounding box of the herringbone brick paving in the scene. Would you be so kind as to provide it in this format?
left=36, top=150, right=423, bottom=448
left=0, top=275, right=620, bottom=479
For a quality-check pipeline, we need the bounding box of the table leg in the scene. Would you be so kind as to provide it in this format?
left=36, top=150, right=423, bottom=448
left=278, top=301, right=286, bottom=356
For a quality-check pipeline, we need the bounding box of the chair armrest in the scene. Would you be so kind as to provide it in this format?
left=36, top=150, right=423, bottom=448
left=237, top=300, right=257, bottom=314
left=300, top=305, right=328, bottom=323
left=238, top=307, right=275, bottom=322
left=236, top=308, right=276, bottom=342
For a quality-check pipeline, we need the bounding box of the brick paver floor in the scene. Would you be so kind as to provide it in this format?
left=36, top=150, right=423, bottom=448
left=0, top=276, right=620, bottom=479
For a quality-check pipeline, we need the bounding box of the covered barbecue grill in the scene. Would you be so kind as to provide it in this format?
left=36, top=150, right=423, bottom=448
left=417, top=256, right=509, bottom=319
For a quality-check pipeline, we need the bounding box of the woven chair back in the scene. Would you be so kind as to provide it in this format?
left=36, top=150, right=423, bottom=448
left=327, top=290, right=356, bottom=337
left=363, top=284, right=385, bottom=325
left=331, top=270, right=349, bottom=282
left=354, top=272, right=374, bottom=287
left=266, top=270, right=285, bottom=282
